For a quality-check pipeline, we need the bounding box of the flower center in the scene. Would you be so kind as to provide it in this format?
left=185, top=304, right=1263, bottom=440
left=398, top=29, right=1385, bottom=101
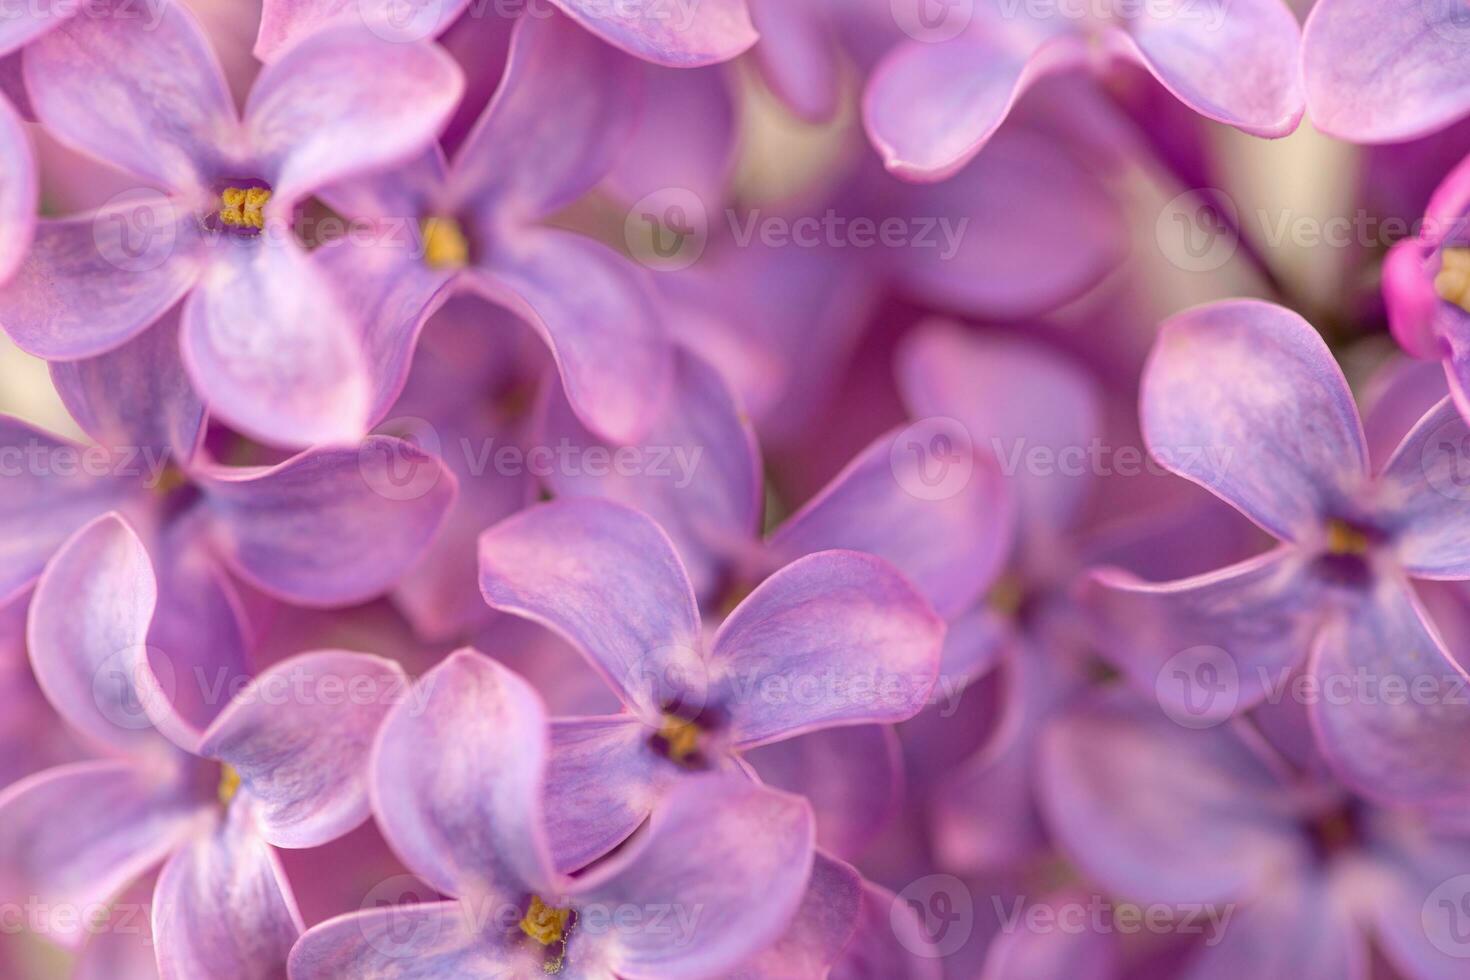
left=218, top=764, right=242, bottom=805
left=1437, top=248, right=1470, bottom=314
left=218, top=186, right=271, bottom=231
left=520, top=895, right=572, bottom=946
left=657, top=714, right=701, bottom=764
left=1325, top=520, right=1370, bottom=556
left=421, top=216, right=469, bottom=270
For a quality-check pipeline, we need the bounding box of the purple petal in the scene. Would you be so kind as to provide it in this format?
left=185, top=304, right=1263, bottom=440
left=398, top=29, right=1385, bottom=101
left=829, top=881, right=942, bottom=980
left=574, top=776, right=814, bottom=979
left=246, top=26, right=463, bottom=205
left=749, top=0, right=839, bottom=122
left=1309, top=573, right=1470, bottom=805
left=470, top=229, right=672, bottom=445
left=0, top=94, right=34, bottom=285
left=538, top=347, right=762, bottom=606
left=27, top=513, right=170, bottom=753
left=1361, top=356, right=1450, bottom=464
left=152, top=799, right=303, bottom=979
left=199, top=651, right=409, bottom=849
left=289, top=900, right=533, bottom=979
left=862, top=31, right=1088, bottom=181
left=1179, top=874, right=1365, bottom=980
left=604, top=65, right=737, bottom=206
left=725, top=851, right=862, bottom=979
left=23, top=0, right=236, bottom=190
left=1037, top=690, right=1306, bottom=904
left=0, top=760, right=206, bottom=948
left=0, top=205, right=203, bottom=360
left=1302, top=0, right=1470, bottom=143
left=1118, top=0, right=1302, bottom=138
left=1376, top=398, right=1470, bottom=577
left=453, top=9, right=641, bottom=219
left=545, top=715, right=670, bottom=875
left=1143, top=301, right=1368, bottom=542
left=49, top=308, right=204, bottom=464
left=549, top=0, right=756, bottom=68
left=371, top=650, right=559, bottom=900
left=711, top=550, right=945, bottom=747
left=745, top=725, right=902, bottom=860
left=897, top=321, right=1102, bottom=535
left=0, top=419, right=131, bottom=604
left=981, top=889, right=1119, bottom=980
left=196, top=436, right=455, bottom=606
left=479, top=498, right=704, bottom=721
left=771, top=425, right=1010, bottom=620
left=254, top=0, right=471, bottom=61
left=1370, top=829, right=1470, bottom=980
left=181, top=237, right=371, bottom=448
left=1084, top=547, right=1322, bottom=725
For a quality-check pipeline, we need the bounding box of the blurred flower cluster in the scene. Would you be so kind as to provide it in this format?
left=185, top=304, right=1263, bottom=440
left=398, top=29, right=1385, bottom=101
left=0, top=0, right=1467, bottom=977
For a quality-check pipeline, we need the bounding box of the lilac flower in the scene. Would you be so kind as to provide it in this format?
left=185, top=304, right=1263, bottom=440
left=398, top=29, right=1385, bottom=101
left=1040, top=687, right=1470, bottom=980
left=863, top=0, right=1303, bottom=180
left=1085, top=298, right=1470, bottom=806
left=315, top=10, right=673, bottom=443
left=0, top=314, right=455, bottom=732
left=0, top=95, right=33, bottom=288
left=0, top=514, right=405, bottom=975
left=477, top=497, right=946, bottom=872
left=1302, top=0, right=1470, bottom=143
left=256, top=0, right=758, bottom=66
left=0, top=0, right=464, bottom=446
left=1384, top=153, right=1470, bottom=417
left=289, top=649, right=829, bottom=978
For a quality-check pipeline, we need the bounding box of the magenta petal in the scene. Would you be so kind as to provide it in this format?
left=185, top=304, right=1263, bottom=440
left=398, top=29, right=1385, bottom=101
left=0, top=94, right=34, bottom=285
left=549, top=0, right=756, bottom=68
left=470, top=229, right=672, bottom=445
left=152, top=800, right=303, bottom=979
left=1180, top=874, right=1365, bottom=980
left=0, top=419, right=131, bottom=604
left=372, top=650, right=559, bottom=900
left=830, top=881, right=942, bottom=980
left=1302, top=0, right=1470, bottom=142
left=27, top=514, right=168, bottom=754
left=981, top=889, right=1120, bottom=980
left=771, top=425, right=1010, bottom=620
left=1084, top=547, right=1322, bottom=725
left=1370, top=830, right=1470, bottom=980
left=0, top=206, right=203, bottom=361
left=545, top=716, right=670, bottom=875
left=196, top=437, right=455, bottom=606
left=454, top=9, right=642, bottom=219
left=745, top=725, right=902, bottom=860
left=49, top=308, right=204, bottom=463
left=479, top=499, right=704, bottom=721
left=538, top=347, right=762, bottom=605
left=1309, top=574, right=1470, bottom=805
left=289, top=900, right=529, bottom=979
left=1376, top=398, right=1470, bottom=577
left=182, top=238, right=371, bottom=448
left=0, top=760, right=206, bottom=948
left=574, top=776, right=814, bottom=979
left=1143, top=301, right=1368, bottom=542
left=23, top=0, right=235, bottom=190
left=1038, top=690, right=1306, bottom=904
left=246, top=26, right=464, bottom=205
left=712, top=550, right=945, bottom=746
left=1117, top=0, right=1302, bottom=138
left=199, top=651, right=408, bottom=849
left=726, top=851, right=862, bottom=979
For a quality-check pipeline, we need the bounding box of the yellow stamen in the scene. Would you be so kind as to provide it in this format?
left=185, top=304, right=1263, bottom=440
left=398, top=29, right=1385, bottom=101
left=519, top=896, right=571, bottom=946
left=659, top=714, right=701, bottom=764
left=218, top=764, right=242, bottom=805
left=1436, top=248, right=1470, bottom=314
left=421, top=216, right=469, bottom=270
left=1326, top=521, right=1369, bottom=556
left=152, top=465, right=189, bottom=496
left=987, top=574, right=1024, bottom=617
left=218, top=187, right=271, bottom=229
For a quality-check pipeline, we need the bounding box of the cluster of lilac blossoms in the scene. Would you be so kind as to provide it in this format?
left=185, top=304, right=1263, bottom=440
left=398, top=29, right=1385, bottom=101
left=0, top=0, right=1468, bottom=977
